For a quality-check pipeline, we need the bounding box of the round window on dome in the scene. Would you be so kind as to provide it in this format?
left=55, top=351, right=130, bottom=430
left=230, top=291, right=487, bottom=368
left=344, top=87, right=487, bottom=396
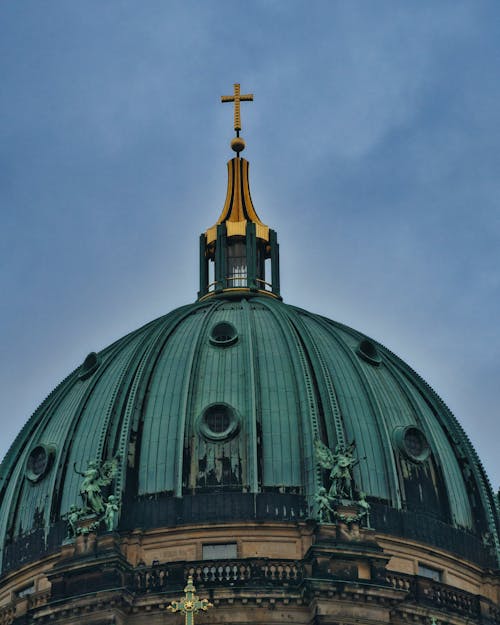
left=356, top=339, right=382, bottom=366
left=78, top=351, right=100, bottom=380
left=26, top=444, right=55, bottom=483
left=209, top=322, right=238, bottom=346
left=393, top=426, right=430, bottom=462
left=199, top=403, right=239, bottom=441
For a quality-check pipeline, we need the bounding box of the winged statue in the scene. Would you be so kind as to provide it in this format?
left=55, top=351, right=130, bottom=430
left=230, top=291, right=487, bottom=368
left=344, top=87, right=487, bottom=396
left=74, top=456, right=120, bottom=515
left=314, top=438, right=358, bottom=500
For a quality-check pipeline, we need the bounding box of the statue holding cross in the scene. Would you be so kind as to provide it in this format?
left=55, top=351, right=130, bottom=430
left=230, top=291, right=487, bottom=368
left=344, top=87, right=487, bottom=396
left=168, top=576, right=213, bottom=625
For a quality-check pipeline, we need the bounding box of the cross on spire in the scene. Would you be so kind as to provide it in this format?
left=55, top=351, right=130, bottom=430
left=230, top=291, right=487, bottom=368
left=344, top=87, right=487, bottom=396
left=168, top=576, right=213, bottom=625
left=221, top=83, right=253, bottom=134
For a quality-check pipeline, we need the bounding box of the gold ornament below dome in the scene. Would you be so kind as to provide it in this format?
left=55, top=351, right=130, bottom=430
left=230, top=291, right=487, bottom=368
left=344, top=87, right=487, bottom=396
left=231, top=136, right=246, bottom=153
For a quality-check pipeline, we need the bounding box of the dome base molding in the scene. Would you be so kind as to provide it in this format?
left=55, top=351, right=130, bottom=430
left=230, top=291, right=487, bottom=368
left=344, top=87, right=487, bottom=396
left=1, top=522, right=498, bottom=625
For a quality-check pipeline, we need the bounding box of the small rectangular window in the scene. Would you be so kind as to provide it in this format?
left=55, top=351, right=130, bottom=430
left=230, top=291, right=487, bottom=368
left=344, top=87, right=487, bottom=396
left=418, top=563, right=442, bottom=582
left=226, top=241, right=247, bottom=287
left=202, top=543, right=237, bottom=560
left=16, top=584, right=35, bottom=598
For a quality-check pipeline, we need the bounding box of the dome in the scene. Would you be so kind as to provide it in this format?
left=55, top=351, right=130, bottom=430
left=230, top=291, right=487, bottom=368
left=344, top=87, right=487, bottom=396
left=1, top=294, right=498, bottom=573
left=1, top=85, right=499, bottom=624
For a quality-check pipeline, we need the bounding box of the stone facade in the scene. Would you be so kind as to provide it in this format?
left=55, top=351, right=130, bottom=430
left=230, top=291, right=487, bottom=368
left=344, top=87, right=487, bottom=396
left=1, top=520, right=498, bottom=625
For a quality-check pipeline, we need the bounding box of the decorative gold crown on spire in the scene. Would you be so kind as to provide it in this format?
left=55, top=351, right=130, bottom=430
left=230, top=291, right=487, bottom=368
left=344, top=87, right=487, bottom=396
left=221, top=83, right=253, bottom=154
left=205, top=157, right=269, bottom=244
left=198, top=83, right=280, bottom=302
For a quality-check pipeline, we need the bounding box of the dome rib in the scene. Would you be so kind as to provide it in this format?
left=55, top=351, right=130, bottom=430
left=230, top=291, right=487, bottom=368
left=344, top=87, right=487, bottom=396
left=53, top=315, right=168, bottom=521
left=340, top=331, right=414, bottom=507
left=138, top=302, right=218, bottom=496
left=357, top=349, right=453, bottom=521
left=287, top=310, right=347, bottom=450
left=387, top=360, right=471, bottom=528
left=132, top=306, right=198, bottom=495
left=0, top=363, right=85, bottom=541
left=59, top=327, right=151, bottom=516
left=241, top=299, right=259, bottom=493
left=105, top=313, right=182, bottom=504
left=258, top=298, right=322, bottom=498
left=250, top=300, right=303, bottom=488
left=177, top=303, right=216, bottom=494
left=180, top=299, right=248, bottom=494
left=303, top=313, right=401, bottom=506
left=12, top=383, right=84, bottom=535
left=118, top=306, right=206, bottom=499
left=388, top=351, right=500, bottom=559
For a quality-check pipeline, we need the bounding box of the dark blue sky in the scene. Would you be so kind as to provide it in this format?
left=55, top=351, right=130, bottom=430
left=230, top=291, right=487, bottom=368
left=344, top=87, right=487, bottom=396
left=1, top=2, right=499, bottom=488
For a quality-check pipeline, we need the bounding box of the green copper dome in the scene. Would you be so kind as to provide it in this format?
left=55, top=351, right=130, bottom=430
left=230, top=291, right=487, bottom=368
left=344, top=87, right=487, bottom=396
left=1, top=295, right=499, bottom=573
left=1, top=115, right=499, bottom=576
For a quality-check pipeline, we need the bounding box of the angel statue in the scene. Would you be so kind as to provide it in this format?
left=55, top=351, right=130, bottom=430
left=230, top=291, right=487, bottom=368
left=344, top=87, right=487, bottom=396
left=314, top=438, right=360, bottom=501
left=74, top=457, right=120, bottom=515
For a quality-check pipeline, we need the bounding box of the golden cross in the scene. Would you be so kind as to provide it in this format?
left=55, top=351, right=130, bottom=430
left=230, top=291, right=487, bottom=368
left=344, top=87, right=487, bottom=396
left=168, top=576, right=213, bottom=625
left=221, top=83, right=253, bottom=133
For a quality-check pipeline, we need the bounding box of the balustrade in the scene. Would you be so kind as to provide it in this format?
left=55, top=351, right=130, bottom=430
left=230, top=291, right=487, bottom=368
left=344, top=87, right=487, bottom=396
left=420, top=581, right=480, bottom=617
left=133, top=558, right=303, bottom=592
left=386, top=570, right=481, bottom=619
left=0, top=558, right=491, bottom=623
left=386, top=571, right=415, bottom=593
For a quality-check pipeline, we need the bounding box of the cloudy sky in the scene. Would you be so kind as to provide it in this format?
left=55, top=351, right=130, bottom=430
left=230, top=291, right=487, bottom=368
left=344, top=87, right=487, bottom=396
left=1, top=2, right=499, bottom=489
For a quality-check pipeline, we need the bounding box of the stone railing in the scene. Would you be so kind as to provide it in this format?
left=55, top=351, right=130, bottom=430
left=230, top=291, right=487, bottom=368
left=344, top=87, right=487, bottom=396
left=0, top=589, right=50, bottom=625
left=386, top=571, right=481, bottom=619
left=133, top=558, right=304, bottom=593
left=27, top=588, right=51, bottom=610
left=0, top=604, right=14, bottom=625
left=188, top=560, right=303, bottom=585
left=135, top=560, right=483, bottom=619
left=386, top=571, right=416, bottom=593
left=419, top=580, right=480, bottom=618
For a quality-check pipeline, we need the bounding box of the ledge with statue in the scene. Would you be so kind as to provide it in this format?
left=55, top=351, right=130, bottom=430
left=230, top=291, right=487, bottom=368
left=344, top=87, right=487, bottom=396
left=63, top=456, right=121, bottom=539
left=311, top=438, right=380, bottom=548
left=36, top=456, right=127, bottom=601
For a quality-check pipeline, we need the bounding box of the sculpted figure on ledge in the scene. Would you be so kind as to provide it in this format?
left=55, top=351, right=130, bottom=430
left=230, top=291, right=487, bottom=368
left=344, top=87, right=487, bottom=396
left=73, top=457, right=120, bottom=515
left=65, top=456, right=121, bottom=538
left=314, top=438, right=360, bottom=500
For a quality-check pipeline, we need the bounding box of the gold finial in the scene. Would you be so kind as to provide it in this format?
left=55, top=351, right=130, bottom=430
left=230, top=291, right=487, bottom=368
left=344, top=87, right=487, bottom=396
left=168, top=576, right=213, bottom=625
left=221, top=83, right=253, bottom=145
